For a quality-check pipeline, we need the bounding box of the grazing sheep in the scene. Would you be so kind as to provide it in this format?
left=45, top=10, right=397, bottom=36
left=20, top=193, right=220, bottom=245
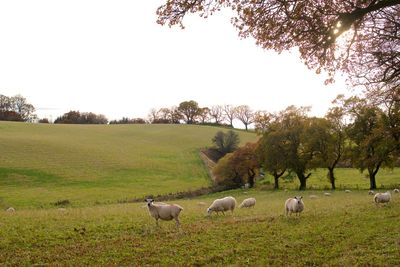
left=6, top=207, right=15, bottom=213
left=324, top=192, right=332, bottom=196
left=373, top=192, right=391, bottom=205
left=239, top=197, right=256, bottom=208
left=345, top=190, right=351, bottom=193
left=368, top=190, right=375, bottom=195
left=309, top=195, right=318, bottom=199
left=285, top=196, right=304, bottom=216
left=393, top=188, right=399, bottom=193
left=207, top=196, right=236, bottom=216
left=145, top=199, right=183, bottom=227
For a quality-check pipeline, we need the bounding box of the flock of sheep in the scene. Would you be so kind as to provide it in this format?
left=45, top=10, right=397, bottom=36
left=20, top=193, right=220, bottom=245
left=145, top=189, right=399, bottom=227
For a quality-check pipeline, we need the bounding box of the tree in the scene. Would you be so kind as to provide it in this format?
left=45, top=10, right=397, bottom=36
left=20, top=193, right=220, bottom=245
left=212, top=130, right=240, bottom=156
left=0, top=94, right=36, bottom=122
left=235, top=105, right=254, bottom=130
left=157, top=0, right=400, bottom=92
left=254, top=110, right=272, bottom=135
left=209, top=105, right=224, bottom=124
left=279, top=106, right=314, bottom=190
left=223, top=104, right=236, bottom=127
left=344, top=97, right=395, bottom=190
left=213, top=142, right=260, bottom=188
left=178, top=100, right=200, bottom=124
left=257, top=128, right=287, bottom=190
left=54, top=111, right=108, bottom=124
left=305, top=116, right=345, bottom=190
left=198, top=107, right=210, bottom=124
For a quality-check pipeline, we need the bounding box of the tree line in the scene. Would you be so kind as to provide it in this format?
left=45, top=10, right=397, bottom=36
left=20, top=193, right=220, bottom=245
left=0, top=94, right=36, bottom=122
left=212, top=91, right=400, bottom=191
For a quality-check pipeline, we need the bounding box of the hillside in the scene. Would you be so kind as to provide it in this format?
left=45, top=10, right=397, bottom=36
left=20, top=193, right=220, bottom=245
left=0, top=122, right=257, bottom=208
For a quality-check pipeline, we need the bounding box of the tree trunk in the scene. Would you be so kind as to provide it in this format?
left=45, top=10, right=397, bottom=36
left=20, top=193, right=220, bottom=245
left=328, top=167, right=336, bottom=190
left=298, top=174, right=307, bottom=190
left=274, top=175, right=279, bottom=190
left=368, top=170, right=377, bottom=190
left=248, top=174, right=255, bottom=188
left=297, top=172, right=311, bottom=190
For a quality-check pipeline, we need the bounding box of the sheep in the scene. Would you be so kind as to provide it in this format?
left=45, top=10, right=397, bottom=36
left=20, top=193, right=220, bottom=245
left=393, top=188, right=399, bottom=193
left=285, top=196, right=304, bottom=216
left=324, top=192, right=332, bottom=196
left=368, top=190, right=375, bottom=195
left=207, top=196, right=236, bottom=216
left=309, top=195, right=318, bottom=199
left=239, top=197, right=256, bottom=208
left=373, top=192, right=391, bottom=205
left=6, top=207, right=15, bottom=213
left=345, top=190, right=351, bottom=193
left=145, top=199, right=183, bottom=227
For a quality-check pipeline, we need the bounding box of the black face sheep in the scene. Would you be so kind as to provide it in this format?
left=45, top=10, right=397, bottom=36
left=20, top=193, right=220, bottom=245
left=145, top=199, right=183, bottom=227
left=393, top=188, right=399, bottom=193
left=207, top=196, right=237, bottom=216
left=239, top=197, right=256, bottom=208
left=373, top=192, right=391, bottom=205
left=285, top=196, right=304, bottom=216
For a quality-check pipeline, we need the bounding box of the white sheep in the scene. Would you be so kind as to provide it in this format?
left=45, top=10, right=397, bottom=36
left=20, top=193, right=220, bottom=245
left=324, top=192, right=332, bottom=196
left=239, top=197, right=256, bottom=208
left=285, top=196, right=304, bottom=216
left=309, top=195, right=318, bottom=199
left=345, top=190, right=351, bottom=193
left=207, top=196, right=236, bottom=216
left=393, top=188, right=399, bottom=193
left=6, top=207, right=15, bottom=213
left=373, top=192, right=391, bottom=205
left=145, top=199, right=183, bottom=227
left=368, top=190, right=375, bottom=195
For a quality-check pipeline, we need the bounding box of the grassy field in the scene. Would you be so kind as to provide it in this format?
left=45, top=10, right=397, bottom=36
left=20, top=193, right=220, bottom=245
left=260, top=168, right=400, bottom=190
left=0, top=122, right=257, bottom=208
left=0, top=189, right=399, bottom=266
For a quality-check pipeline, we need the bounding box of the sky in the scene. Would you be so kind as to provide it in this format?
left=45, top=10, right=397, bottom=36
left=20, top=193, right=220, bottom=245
left=0, top=0, right=350, bottom=122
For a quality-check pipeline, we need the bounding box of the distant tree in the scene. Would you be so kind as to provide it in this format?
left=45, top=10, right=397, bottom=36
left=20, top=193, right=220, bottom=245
left=254, top=110, right=272, bottom=135
left=344, top=97, right=395, bottom=190
left=198, top=107, right=210, bottom=124
left=178, top=100, right=200, bottom=124
left=278, top=106, right=314, bottom=190
left=213, top=142, right=260, bottom=188
left=212, top=130, right=240, bottom=156
left=0, top=94, right=36, bottom=122
left=109, top=117, right=146, bottom=124
left=223, top=105, right=236, bottom=128
left=38, top=118, right=50, bottom=123
left=148, top=108, right=160, bottom=123
left=235, top=105, right=254, bottom=131
left=209, top=105, right=224, bottom=124
left=54, top=111, right=108, bottom=124
left=157, top=0, right=400, bottom=93
left=257, top=127, right=287, bottom=190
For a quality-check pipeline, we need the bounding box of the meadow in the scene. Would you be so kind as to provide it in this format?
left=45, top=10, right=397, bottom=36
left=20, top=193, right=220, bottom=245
left=0, top=190, right=399, bottom=266
left=0, top=122, right=399, bottom=266
left=0, top=121, right=257, bottom=208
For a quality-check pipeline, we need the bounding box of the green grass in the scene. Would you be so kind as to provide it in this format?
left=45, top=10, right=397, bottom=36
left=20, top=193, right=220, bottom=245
left=0, top=189, right=399, bottom=266
left=0, top=122, right=257, bottom=208
left=260, top=168, right=400, bottom=190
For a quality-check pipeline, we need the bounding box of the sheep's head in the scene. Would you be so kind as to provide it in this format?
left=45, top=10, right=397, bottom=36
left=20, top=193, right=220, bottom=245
left=206, top=207, right=212, bottom=215
left=294, top=196, right=303, bottom=204
left=145, top=199, right=154, bottom=206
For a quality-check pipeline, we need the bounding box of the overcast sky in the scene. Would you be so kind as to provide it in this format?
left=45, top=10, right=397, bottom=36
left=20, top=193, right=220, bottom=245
left=0, top=0, right=350, bottom=122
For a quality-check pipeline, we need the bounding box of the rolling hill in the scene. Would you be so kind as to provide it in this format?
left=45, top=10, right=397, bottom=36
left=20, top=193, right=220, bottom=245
left=0, top=122, right=257, bottom=208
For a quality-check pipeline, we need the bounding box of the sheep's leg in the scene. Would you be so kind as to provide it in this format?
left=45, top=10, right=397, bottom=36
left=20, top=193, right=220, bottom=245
left=175, top=218, right=180, bottom=228
left=156, top=219, right=160, bottom=227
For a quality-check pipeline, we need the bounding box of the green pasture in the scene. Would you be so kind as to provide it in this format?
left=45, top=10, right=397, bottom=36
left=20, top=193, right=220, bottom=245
left=260, top=168, right=400, bottom=190
left=0, top=190, right=399, bottom=266
left=0, top=122, right=257, bottom=208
